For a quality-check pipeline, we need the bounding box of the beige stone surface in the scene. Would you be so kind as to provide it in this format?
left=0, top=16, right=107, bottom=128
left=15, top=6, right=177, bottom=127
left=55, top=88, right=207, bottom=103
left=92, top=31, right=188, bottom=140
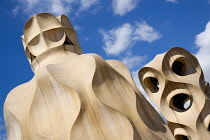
left=4, top=13, right=174, bottom=140
left=139, top=47, right=210, bottom=140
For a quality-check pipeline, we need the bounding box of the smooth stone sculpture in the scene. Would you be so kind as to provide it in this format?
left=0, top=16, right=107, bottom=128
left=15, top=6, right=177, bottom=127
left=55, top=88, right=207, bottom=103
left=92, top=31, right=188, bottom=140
left=4, top=13, right=174, bottom=140
left=139, top=47, right=210, bottom=140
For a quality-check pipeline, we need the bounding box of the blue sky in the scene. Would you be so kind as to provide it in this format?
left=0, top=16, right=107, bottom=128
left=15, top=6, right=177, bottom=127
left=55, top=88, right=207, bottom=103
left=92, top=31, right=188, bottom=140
left=1, top=0, right=210, bottom=139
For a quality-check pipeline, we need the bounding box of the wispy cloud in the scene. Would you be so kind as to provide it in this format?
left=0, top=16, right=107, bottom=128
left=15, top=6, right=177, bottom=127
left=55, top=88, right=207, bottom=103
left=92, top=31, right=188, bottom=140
left=12, top=6, right=20, bottom=16
left=84, top=37, right=89, bottom=41
left=73, top=25, right=83, bottom=32
left=121, top=53, right=145, bottom=69
left=112, top=0, right=139, bottom=16
left=99, top=21, right=162, bottom=56
left=0, top=134, right=7, bottom=140
left=195, top=21, right=210, bottom=82
left=0, top=117, right=7, bottom=140
left=13, top=0, right=99, bottom=16
left=80, top=0, right=99, bottom=11
left=133, top=21, right=162, bottom=43
left=99, top=23, right=133, bottom=56
left=165, top=0, right=178, bottom=3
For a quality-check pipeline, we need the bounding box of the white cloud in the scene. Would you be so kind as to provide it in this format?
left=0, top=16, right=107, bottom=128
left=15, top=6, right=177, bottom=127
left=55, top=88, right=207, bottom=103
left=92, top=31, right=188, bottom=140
left=133, top=21, right=162, bottom=43
left=99, top=21, right=162, bottom=56
left=195, top=21, right=210, bottom=82
left=51, top=0, right=70, bottom=15
left=13, top=0, right=99, bottom=16
left=73, top=25, right=83, bottom=32
left=99, top=23, right=133, bottom=56
left=165, top=0, right=178, bottom=3
left=75, top=0, right=99, bottom=16
left=112, top=0, right=139, bottom=16
left=13, top=0, right=73, bottom=16
left=121, top=53, right=145, bottom=69
left=80, top=0, right=99, bottom=11
left=84, top=38, right=89, bottom=41
left=12, top=6, right=20, bottom=16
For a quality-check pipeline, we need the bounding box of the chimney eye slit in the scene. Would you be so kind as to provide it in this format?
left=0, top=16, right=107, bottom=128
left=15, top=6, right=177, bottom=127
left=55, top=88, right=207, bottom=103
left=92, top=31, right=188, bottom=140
left=144, top=77, right=160, bottom=93
left=64, top=37, right=74, bottom=45
left=170, top=93, right=192, bottom=112
left=172, top=58, right=186, bottom=76
left=175, top=135, right=191, bottom=140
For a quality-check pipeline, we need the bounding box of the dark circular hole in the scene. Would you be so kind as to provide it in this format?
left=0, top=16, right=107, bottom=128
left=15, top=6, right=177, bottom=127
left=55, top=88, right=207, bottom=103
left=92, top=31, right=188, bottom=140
left=208, top=123, right=210, bottom=131
left=144, top=77, right=159, bottom=93
left=170, top=94, right=192, bottom=111
left=175, top=135, right=191, bottom=140
left=172, top=60, right=186, bottom=76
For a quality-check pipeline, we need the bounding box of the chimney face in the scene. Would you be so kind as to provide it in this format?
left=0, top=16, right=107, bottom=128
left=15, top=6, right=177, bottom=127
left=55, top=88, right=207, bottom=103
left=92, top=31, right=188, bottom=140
left=21, top=13, right=82, bottom=64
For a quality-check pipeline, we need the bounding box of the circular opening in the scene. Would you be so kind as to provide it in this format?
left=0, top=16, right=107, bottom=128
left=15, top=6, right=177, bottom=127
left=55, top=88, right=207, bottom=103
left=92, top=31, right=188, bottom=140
left=144, top=77, right=159, bottom=93
left=170, top=94, right=192, bottom=112
left=208, top=123, right=210, bottom=131
left=172, top=58, right=186, bottom=76
left=175, top=135, right=191, bottom=140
